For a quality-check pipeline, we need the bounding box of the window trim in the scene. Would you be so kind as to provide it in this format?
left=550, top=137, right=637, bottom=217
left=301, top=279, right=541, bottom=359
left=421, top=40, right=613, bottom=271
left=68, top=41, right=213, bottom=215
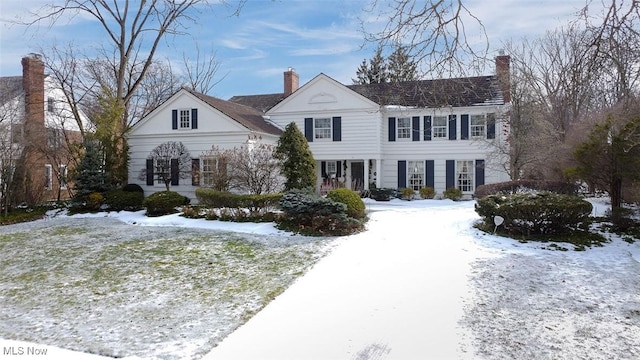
left=396, top=117, right=412, bottom=140
left=456, top=160, right=475, bottom=193
left=432, top=115, right=448, bottom=139
left=44, top=164, right=53, bottom=190
left=470, top=114, right=486, bottom=138
left=407, top=160, right=425, bottom=191
left=178, top=108, right=191, bottom=129
left=313, top=117, right=332, bottom=140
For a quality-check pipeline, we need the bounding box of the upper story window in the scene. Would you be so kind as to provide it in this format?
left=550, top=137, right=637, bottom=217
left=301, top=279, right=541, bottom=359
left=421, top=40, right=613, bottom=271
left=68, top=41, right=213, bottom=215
left=47, top=97, right=55, bottom=113
left=397, top=117, right=411, bottom=139
left=433, top=116, right=447, bottom=138
left=314, top=118, right=332, bottom=140
left=470, top=115, right=486, bottom=138
left=179, top=109, right=191, bottom=129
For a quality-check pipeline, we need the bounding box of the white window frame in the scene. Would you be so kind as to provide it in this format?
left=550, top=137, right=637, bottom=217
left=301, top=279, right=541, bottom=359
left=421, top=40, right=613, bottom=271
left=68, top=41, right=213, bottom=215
left=397, top=117, right=411, bottom=139
left=470, top=114, right=486, bottom=138
left=314, top=118, right=332, bottom=140
left=408, top=160, right=424, bottom=191
left=433, top=116, right=447, bottom=139
left=326, top=161, right=337, bottom=177
left=179, top=109, right=191, bottom=129
left=59, top=165, right=68, bottom=190
left=456, top=160, right=474, bottom=193
left=44, top=164, right=53, bottom=190
left=201, top=157, right=216, bottom=187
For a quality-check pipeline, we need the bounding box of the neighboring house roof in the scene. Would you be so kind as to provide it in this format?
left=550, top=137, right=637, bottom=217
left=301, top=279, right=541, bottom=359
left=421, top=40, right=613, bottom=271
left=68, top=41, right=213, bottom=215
left=0, top=76, right=24, bottom=106
left=184, top=88, right=282, bottom=135
left=229, top=74, right=504, bottom=112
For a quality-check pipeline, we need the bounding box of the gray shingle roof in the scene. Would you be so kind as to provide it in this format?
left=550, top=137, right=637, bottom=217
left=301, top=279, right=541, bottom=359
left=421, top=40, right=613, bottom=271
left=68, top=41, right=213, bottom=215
left=0, top=76, right=24, bottom=106
left=185, top=88, right=282, bottom=135
left=228, top=74, right=504, bottom=112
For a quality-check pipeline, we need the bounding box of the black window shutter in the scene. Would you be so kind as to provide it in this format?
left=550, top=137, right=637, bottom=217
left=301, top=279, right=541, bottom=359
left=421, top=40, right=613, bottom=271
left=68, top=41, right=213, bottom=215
left=172, top=109, right=178, bottom=130
left=321, top=161, right=327, bottom=178
left=171, top=158, right=179, bottom=186
left=398, top=160, right=407, bottom=188
left=336, top=161, right=342, bottom=178
left=146, top=159, right=154, bottom=185
left=487, top=114, right=496, bottom=139
left=304, top=118, right=313, bottom=142
left=446, top=160, right=455, bottom=189
left=332, top=116, right=342, bottom=141
left=423, top=116, right=432, bottom=141
left=425, top=160, right=435, bottom=188
left=191, top=108, right=198, bottom=129
left=192, top=158, right=200, bottom=186
left=448, top=115, right=457, bottom=140
left=461, top=114, right=469, bottom=140
left=388, top=117, right=396, bottom=142
left=412, top=116, right=420, bottom=141
left=475, top=159, right=485, bottom=187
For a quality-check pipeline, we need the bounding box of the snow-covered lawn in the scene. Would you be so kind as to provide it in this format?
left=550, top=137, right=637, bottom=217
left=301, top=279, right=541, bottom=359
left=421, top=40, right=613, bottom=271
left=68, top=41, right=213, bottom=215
left=1, top=198, right=639, bottom=359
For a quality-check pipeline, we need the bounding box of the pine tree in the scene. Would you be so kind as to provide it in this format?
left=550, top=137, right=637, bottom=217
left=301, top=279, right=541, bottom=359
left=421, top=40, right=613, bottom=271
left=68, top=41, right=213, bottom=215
left=274, top=122, right=317, bottom=191
left=387, top=45, right=418, bottom=82
left=353, top=45, right=388, bottom=84
left=73, top=140, right=110, bottom=201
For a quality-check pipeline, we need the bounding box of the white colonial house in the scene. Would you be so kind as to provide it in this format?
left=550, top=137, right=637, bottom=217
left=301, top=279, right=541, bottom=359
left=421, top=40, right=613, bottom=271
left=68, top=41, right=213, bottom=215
left=128, top=56, right=511, bottom=200
left=127, top=88, right=282, bottom=199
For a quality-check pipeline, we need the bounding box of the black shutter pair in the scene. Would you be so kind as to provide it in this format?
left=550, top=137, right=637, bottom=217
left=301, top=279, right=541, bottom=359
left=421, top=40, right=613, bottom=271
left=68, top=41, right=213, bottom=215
left=172, top=109, right=198, bottom=129
left=304, top=117, right=341, bottom=142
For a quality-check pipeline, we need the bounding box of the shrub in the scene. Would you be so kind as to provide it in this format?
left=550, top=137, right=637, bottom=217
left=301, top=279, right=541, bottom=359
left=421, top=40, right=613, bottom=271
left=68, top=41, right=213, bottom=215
left=474, top=180, right=578, bottom=198
left=400, top=188, right=415, bottom=200
left=419, top=186, right=435, bottom=199
left=370, top=188, right=394, bottom=201
left=122, top=183, right=144, bottom=194
left=326, top=188, right=366, bottom=219
left=609, top=207, right=639, bottom=233
left=443, top=187, right=463, bottom=201
left=278, top=190, right=363, bottom=236
left=104, top=189, right=144, bottom=211
left=475, top=192, right=593, bottom=236
left=86, top=192, right=104, bottom=210
left=195, top=188, right=281, bottom=210
left=143, top=191, right=190, bottom=216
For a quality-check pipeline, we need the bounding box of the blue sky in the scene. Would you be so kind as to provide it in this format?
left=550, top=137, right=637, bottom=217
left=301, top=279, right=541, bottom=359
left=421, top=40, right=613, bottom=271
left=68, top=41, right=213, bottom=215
left=0, top=0, right=594, bottom=99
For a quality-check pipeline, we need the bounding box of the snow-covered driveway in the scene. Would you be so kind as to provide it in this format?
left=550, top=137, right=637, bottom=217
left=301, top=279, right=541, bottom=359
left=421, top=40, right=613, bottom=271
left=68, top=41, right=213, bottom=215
left=205, top=200, right=485, bottom=360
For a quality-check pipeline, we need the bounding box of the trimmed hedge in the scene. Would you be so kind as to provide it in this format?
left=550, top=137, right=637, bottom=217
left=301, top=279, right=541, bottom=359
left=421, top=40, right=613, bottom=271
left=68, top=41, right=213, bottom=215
left=105, top=189, right=144, bottom=211
left=474, top=180, right=578, bottom=198
left=443, top=187, right=463, bottom=201
left=419, top=186, right=435, bottom=199
left=122, top=183, right=144, bottom=194
left=143, top=191, right=190, bottom=216
left=278, top=190, right=363, bottom=236
left=195, top=188, right=281, bottom=210
left=370, top=188, right=394, bottom=201
left=475, top=192, right=593, bottom=235
left=326, top=188, right=366, bottom=218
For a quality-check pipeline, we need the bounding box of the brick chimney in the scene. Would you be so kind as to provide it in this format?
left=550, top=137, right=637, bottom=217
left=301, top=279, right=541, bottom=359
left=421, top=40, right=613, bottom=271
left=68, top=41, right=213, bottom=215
left=495, top=53, right=511, bottom=103
left=22, top=53, right=46, bottom=130
left=284, top=67, right=299, bottom=96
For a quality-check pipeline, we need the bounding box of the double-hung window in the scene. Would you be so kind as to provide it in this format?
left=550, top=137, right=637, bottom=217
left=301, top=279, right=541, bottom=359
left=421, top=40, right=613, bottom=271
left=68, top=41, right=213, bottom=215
left=397, top=117, right=411, bottom=139
left=201, top=157, right=216, bottom=187
left=326, top=161, right=337, bottom=177
left=179, top=109, right=191, bottom=129
left=408, top=160, right=424, bottom=191
left=433, top=116, right=447, bottom=138
left=470, top=115, right=486, bottom=138
left=456, top=160, right=474, bottom=192
left=59, top=165, right=68, bottom=190
left=314, top=118, right=331, bottom=140
left=44, top=164, right=53, bottom=190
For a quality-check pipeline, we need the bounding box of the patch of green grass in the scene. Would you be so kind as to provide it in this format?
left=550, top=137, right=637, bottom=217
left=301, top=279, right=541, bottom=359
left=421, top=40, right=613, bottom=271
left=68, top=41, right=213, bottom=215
left=0, top=207, right=48, bottom=225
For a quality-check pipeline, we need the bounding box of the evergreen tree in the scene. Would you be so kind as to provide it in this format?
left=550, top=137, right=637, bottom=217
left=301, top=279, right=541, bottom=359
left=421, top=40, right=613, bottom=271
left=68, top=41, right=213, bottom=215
left=274, top=122, right=317, bottom=191
left=353, top=45, right=388, bottom=84
left=571, top=115, right=640, bottom=208
left=387, top=45, right=418, bottom=82
left=73, top=141, right=110, bottom=201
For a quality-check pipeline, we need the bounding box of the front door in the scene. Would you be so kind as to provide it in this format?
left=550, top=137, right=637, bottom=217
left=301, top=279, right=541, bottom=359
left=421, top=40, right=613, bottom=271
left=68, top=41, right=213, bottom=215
left=351, top=162, right=364, bottom=191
